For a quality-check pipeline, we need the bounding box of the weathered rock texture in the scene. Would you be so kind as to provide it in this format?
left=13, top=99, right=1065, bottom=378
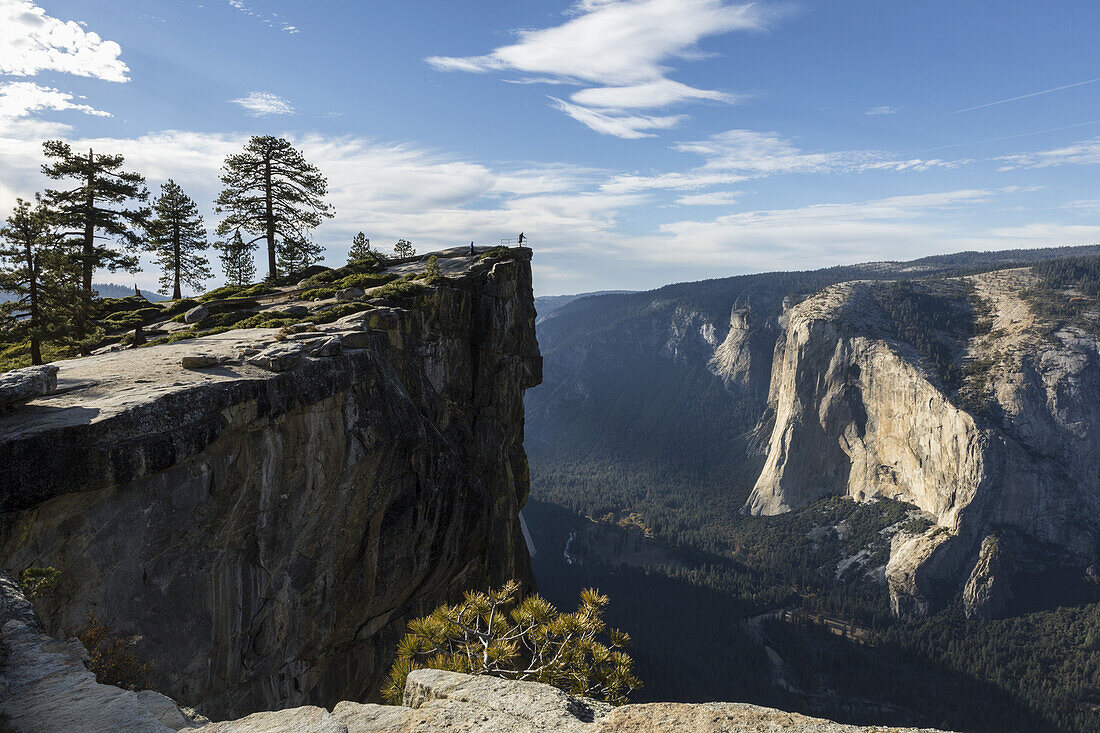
left=0, top=364, right=58, bottom=411
left=746, top=270, right=1100, bottom=619
left=0, top=598, right=952, bottom=733
left=0, top=250, right=541, bottom=718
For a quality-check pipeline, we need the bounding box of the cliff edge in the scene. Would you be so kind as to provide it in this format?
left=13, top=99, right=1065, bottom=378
left=0, top=248, right=541, bottom=718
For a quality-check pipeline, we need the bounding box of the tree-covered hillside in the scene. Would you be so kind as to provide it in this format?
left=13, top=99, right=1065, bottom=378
left=524, top=244, right=1100, bottom=733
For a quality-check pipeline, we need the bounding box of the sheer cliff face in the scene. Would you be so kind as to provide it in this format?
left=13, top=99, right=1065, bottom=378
left=746, top=271, right=1100, bottom=619
left=0, top=252, right=541, bottom=718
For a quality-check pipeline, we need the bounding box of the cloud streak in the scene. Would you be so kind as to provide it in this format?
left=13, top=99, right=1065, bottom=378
left=230, top=91, right=296, bottom=116
left=995, top=137, right=1100, bottom=170
left=427, top=0, right=773, bottom=137
left=948, top=77, right=1100, bottom=115
left=603, top=130, right=968, bottom=192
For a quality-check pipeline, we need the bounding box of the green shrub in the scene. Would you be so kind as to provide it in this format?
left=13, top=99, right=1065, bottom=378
left=101, top=307, right=165, bottom=333
left=194, top=311, right=254, bottom=329
left=162, top=298, right=200, bottom=316
left=311, top=303, right=371, bottom=324
left=373, top=280, right=424, bottom=300
left=301, top=288, right=338, bottom=300
left=336, top=272, right=397, bottom=290
left=478, top=246, right=515, bottom=261
left=19, top=566, right=61, bottom=601
left=383, top=581, right=640, bottom=705
left=239, top=283, right=277, bottom=298
left=94, top=296, right=152, bottom=317
left=421, top=255, right=445, bottom=284
left=200, top=284, right=248, bottom=301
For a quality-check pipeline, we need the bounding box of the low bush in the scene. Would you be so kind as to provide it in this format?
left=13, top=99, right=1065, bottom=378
left=383, top=581, right=640, bottom=705
left=78, top=614, right=149, bottom=691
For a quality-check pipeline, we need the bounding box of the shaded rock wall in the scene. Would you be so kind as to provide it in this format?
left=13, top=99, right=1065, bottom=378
left=0, top=251, right=541, bottom=718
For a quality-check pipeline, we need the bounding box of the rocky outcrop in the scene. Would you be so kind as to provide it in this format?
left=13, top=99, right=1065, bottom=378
left=0, top=250, right=541, bottom=718
left=0, top=364, right=57, bottom=411
left=1, top=599, right=953, bottom=733
left=745, top=270, right=1100, bottom=618
left=707, top=304, right=776, bottom=395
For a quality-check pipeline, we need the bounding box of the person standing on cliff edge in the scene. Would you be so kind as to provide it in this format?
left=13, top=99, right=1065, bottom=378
left=470, top=241, right=474, bottom=255
left=517, top=232, right=525, bottom=245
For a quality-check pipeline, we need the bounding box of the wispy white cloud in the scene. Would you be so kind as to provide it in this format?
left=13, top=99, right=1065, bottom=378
left=427, top=0, right=774, bottom=137
left=0, top=0, right=129, bottom=81
left=549, top=96, right=684, bottom=138
left=866, top=105, right=899, bottom=115
left=0, top=126, right=638, bottom=290
left=226, top=0, right=300, bottom=33
left=625, top=189, right=998, bottom=269
left=0, top=81, right=110, bottom=133
left=995, top=137, right=1100, bottom=170
left=230, top=91, right=296, bottom=116
left=603, top=130, right=967, bottom=192
left=675, top=190, right=741, bottom=205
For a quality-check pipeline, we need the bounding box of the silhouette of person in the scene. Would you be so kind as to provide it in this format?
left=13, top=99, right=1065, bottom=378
left=517, top=232, right=526, bottom=245
left=470, top=241, right=475, bottom=255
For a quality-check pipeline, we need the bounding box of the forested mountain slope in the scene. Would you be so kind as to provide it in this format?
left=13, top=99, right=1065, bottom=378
left=524, top=244, right=1100, bottom=733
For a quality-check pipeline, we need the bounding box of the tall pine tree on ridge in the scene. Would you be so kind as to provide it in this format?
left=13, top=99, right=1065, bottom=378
left=214, top=136, right=333, bottom=280
left=40, top=140, right=148, bottom=350
left=147, top=180, right=212, bottom=299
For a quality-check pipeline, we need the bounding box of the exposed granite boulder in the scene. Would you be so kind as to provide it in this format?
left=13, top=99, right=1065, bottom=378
left=181, top=354, right=223, bottom=369
left=186, top=670, right=953, bottom=733
left=0, top=250, right=542, bottom=719
left=247, top=341, right=307, bottom=371
left=0, top=365, right=58, bottom=411
left=336, top=287, right=365, bottom=301
left=183, top=304, right=209, bottom=323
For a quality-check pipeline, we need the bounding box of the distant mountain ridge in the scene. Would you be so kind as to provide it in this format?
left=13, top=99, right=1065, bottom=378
left=0, top=283, right=168, bottom=303
left=534, top=290, right=633, bottom=323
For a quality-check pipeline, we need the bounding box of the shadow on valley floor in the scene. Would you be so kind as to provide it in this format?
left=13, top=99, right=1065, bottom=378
left=523, top=499, right=1067, bottom=733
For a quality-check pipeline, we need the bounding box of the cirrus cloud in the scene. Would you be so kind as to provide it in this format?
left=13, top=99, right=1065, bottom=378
left=230, top=91, right=296, bottom=116
left=427, top=0, right=775, bottom=138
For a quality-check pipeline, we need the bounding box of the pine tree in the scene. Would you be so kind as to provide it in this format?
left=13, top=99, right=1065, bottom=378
left=214, top=136, right=334, bottom=280
left=216, top=231, right=257, bottom=287
left=0, top=197, right=77, bottom=365
left=347, top=231, right=372, bottom=264
left=40, top=140, right=148, bottom=348
left=146, top=180, right=212, bottom=299
left=393, top=239, right=415, bottom=259
left=383, top=581, right=640, bottom=705
left=276, top=238, right=323, bottom=278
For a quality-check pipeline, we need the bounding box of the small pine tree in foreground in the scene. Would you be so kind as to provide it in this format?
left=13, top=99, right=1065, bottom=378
left=216, top=231, right=257, bottom=286
left=0, top=197, right=77, bottom=365
left=348, top=231, right=373, bottom=264
left=422, top=254, right=443, bottom=284
left=383, top=581, right=640, bottom=705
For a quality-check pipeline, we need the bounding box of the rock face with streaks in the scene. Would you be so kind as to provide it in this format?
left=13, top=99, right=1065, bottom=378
left=0, top=250, right=541, bottom=719
left=745, top=270, right=1100, bottom=618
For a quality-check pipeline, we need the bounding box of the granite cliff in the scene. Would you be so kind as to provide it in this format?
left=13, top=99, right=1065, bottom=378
left=0, top=248, right=541, bottom=718
left=746, top=268, right=1100, bottom=619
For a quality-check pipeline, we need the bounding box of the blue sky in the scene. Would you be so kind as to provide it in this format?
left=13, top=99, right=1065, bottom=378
left=1, top=0, right=1099, bottom=295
